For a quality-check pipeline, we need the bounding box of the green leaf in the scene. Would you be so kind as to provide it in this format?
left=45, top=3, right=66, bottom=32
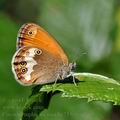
left=22, top=73, right=120, bottom=120
left=22, top=86, right=56, bottom=120
left=40, top=73, right=120, bottom=105
left=22, top=92, right=46, bottom=120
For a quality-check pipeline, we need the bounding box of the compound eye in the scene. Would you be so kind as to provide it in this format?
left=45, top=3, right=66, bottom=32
left=34, top=49, right=42, bottom=55
left=21, top=68, right=28, bottom=74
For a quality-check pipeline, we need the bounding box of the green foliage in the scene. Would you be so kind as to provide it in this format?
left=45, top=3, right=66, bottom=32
left=22, top=73, right=120, bottom=120
left=41, top=73, right=120, bottom=104
left=22, top=92, right=48, bottom=120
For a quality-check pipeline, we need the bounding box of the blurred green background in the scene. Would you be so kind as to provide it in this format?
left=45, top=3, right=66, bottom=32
left=0, top=0, right=120, bottom=120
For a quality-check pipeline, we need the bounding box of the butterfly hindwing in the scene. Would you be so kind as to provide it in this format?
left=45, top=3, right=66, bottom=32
left=12, top=46, right=66, bottom=85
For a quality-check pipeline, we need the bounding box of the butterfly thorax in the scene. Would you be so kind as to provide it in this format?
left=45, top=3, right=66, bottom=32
left=58, top=62, right=76, bottom=80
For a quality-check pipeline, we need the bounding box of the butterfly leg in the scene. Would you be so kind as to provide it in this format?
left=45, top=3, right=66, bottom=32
left=53, top=74, right=61, bottom=86
left=72, top=73, right=77, bottom=86
left=67, top=72, right=77, bottom=86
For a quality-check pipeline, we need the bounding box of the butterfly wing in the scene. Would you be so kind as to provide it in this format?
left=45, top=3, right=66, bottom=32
left=17, top=23, right=68, bottom=65
left=12, top=46, right=67, bottom=86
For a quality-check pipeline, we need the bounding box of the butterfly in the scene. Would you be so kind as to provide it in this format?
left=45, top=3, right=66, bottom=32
left=11, top=23, right=76, bottom=86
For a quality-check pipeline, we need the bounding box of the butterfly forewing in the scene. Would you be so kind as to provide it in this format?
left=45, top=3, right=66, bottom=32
left=17, top=23, right=68, bottom=65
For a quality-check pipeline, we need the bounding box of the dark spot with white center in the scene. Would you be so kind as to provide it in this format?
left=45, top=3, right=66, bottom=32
left=21, top=68, right=28, bottom=74
left=34, top=49, right=42, bottom=55
left=20, top=61, right=27, bottom=66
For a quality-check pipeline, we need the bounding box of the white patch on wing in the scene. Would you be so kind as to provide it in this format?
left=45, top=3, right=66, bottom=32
left=23, top=48, right=37, bottom=81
